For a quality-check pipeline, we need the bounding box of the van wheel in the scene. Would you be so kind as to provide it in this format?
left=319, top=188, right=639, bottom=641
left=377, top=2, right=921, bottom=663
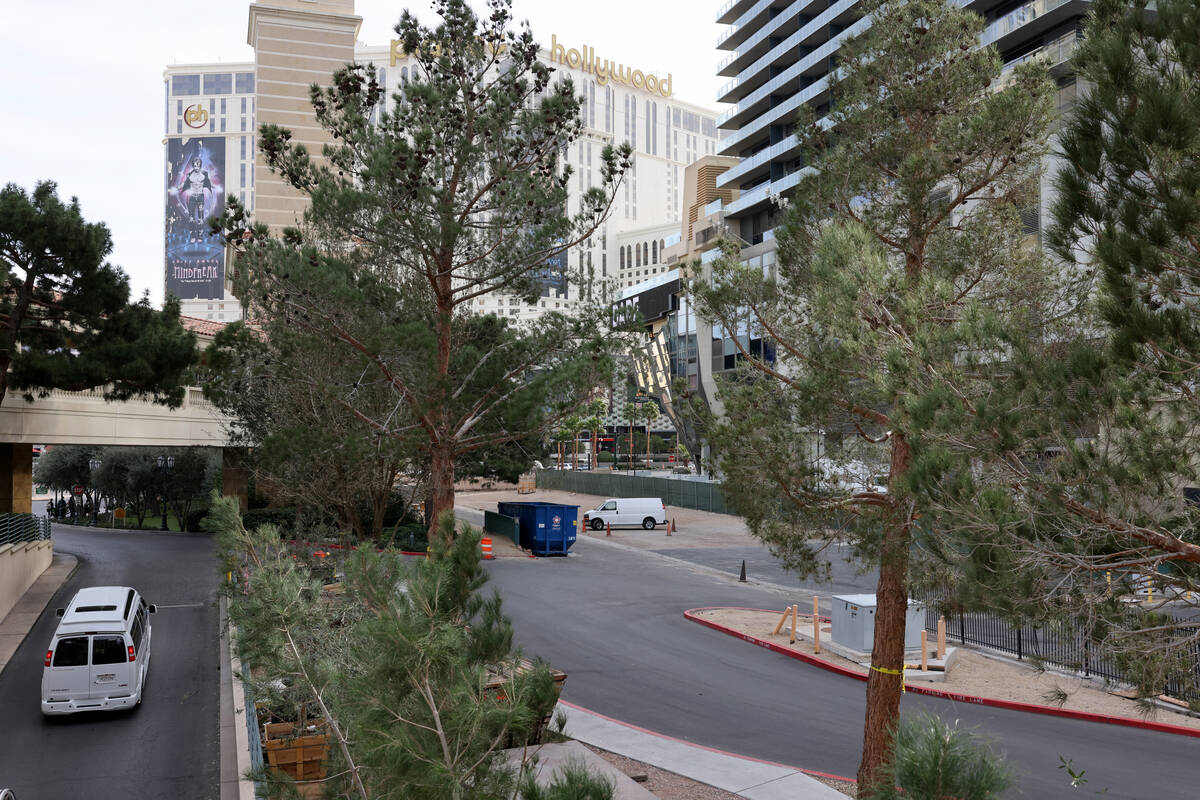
left=642, top=517, right=656, bottom=530
left=591, top=518, right=605, bottom=531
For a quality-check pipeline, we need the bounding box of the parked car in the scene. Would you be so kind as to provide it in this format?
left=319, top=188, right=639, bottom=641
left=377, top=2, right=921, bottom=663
left=582, top=498, right=667, bottom=530
left=41, top=586, right=156, bottom=715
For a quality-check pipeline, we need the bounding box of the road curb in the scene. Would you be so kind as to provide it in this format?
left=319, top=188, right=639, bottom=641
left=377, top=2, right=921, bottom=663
left=684, top=606, right=1200, bottom=740
left=220, top=596, right=257, bottom=800
left=0, top=550, right=78, bottom=678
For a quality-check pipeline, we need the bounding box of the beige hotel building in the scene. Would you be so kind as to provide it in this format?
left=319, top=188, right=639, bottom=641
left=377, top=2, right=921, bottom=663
left=163, top=0, right=719, bottom=323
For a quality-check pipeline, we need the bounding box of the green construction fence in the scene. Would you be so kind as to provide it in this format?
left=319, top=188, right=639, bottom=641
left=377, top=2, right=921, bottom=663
left=484, top=509, right=522, bottom=546
left=534, top=469, right=736, bottom=515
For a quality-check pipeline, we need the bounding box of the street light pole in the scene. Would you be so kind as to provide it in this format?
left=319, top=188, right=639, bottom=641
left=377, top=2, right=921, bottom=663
left=157, top=454, right=176, bottom=531
left=88, top=457, right=101, bottom=526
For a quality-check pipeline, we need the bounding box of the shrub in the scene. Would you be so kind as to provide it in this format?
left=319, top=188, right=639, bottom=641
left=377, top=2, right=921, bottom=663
left=380, top=522, right=428, bottom=552
left=865, top=713, right=1012, bottom=800
left=242, top=507, right=299, bottom=535
left=186, top=506, right=211, bottom=532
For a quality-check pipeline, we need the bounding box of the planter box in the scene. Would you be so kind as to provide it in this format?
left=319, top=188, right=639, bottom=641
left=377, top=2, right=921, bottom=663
left=262, top=720, right=330, bottom=782
left=485, top=658, right=567, bottom=747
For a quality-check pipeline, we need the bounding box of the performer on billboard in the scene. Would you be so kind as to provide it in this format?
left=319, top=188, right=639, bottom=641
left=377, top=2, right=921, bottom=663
left=180, top=156, right=214, bottom=242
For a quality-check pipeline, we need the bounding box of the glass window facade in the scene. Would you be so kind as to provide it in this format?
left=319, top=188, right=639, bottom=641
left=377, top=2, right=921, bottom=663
left=665, top=297, right=699, bottom=389
left=204, top=73, right=233, bottom=95
left=172, top=74, right=200, bottom=96
left=235, top=72, right=255, bottom=94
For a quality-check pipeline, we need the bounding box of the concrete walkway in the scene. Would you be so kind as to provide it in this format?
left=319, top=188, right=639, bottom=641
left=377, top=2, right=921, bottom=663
left=557, top=701, right=850, bottom=799
left=0, top=552, right=77, bottom=676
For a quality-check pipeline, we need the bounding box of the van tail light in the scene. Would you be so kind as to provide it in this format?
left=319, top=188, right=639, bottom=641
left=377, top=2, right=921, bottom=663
left=128, top=645, right=136, bottom=662
left=45, top=650, right=53, bottom=667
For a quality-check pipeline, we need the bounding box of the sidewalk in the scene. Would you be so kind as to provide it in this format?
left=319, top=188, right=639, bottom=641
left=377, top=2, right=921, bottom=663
left=0, top=552, right=77, bottom=676
left=557, top=701, right=850, bottom=799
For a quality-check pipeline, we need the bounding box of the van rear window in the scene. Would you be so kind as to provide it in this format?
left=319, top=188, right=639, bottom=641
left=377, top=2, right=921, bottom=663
left=52, top=636, right=89, bottom=667
left=76, top=605, right=117, bottom=613
left=92, top=636, right=128, bottom=665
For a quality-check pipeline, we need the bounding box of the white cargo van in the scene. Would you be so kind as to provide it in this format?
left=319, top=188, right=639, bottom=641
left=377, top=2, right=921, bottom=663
left=582, top=498, right=667, bottom=530
left=41, top=586, right=156, bottom=715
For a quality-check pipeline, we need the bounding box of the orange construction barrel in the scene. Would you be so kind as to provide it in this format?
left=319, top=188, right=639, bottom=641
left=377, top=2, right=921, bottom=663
left=481, top=537, right=494, bottom=560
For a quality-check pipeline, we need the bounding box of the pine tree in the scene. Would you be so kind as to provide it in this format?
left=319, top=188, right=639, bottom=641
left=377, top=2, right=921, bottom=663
left=864, top=714, right=1011, bottom=800
left=941, top=0, right=1200, bottom=698
left=219, top=0, right=630, bottom=543
left=202, top=311, right=419, bottom=543
left=0, top=181, right=197, bottom=406
left=690, top=0, right=1060, bottom=789
left=213, top=497, right=565, bottom=798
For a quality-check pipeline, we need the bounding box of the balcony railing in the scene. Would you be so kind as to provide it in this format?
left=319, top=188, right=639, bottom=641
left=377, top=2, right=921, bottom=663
left=981, top=0, right=1075, bottom=45
left=715, top=0, right=812, bottom=75
left=716, top=0, right=754, bottom=23
left=725, top=167, right=810, bottom=216
left=718, top=0, right=867, bottom=105
left=717, top=135, right=799, bottom=187
left=718, top=60, right=840, bottom=153
left=717, top=0, right=773, bottom=48
left=0, top=513, right=51, bottom=546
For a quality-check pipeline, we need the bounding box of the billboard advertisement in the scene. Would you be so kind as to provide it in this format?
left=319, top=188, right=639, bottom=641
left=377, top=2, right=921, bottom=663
left=536, top=248, right=569, bottom=299
left=165, top=136, right=225, bottom=299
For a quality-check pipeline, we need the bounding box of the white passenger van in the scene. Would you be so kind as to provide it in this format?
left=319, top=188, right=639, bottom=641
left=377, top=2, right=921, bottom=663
left=41, top=586, right=156, bottom=715
left=582, top=498, right=667, bottom=530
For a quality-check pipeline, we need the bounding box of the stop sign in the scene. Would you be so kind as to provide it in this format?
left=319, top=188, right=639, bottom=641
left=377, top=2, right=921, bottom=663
left=72, top=484, right=84, bottom=496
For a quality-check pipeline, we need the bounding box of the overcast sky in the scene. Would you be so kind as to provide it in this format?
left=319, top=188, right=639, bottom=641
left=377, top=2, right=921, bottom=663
left=0, top=1, right=727, bottom=308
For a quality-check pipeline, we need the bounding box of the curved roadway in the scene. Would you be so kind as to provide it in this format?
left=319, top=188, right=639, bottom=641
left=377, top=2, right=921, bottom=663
left=487, top=536, right=1195, bottom=799
left=0, top=526, right=219, bottom=799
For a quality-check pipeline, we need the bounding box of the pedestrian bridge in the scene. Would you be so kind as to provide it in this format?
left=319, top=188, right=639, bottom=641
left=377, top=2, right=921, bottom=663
left=0, top=386, right=243, bottom=514
left=0, top=386, right=229, bottom=447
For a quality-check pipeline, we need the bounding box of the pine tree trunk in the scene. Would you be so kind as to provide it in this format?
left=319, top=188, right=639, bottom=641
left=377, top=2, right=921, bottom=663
left=429, top=261, right=456, bottom=545
left=370, top=488, right=387, bottom=545
left=857, top=433, right=913, bottom=793
left=428, top=443, right=456, bottom=544
left=343, top=502, right=366, bottom=542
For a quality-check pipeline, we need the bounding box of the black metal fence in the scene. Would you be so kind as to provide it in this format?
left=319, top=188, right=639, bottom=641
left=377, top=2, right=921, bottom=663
left=924, top=602, right=1200, bottom=702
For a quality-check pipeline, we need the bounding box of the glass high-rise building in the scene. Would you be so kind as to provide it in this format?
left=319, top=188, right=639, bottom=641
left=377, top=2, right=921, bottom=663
left=713, top=0, right=1082, bottom=266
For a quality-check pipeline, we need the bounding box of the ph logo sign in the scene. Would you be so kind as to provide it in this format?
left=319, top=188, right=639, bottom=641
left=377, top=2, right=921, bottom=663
left=184, top=104, right=209, bottom=128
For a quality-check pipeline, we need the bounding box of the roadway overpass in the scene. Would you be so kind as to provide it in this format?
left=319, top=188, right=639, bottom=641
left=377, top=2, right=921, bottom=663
left=0, top=385, right=245, bottom=513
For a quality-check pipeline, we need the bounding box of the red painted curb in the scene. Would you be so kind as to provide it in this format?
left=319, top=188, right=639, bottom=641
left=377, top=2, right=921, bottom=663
left=557, top=699, right=857, bottom=785
left=685, top=607, right=1200, bottom=740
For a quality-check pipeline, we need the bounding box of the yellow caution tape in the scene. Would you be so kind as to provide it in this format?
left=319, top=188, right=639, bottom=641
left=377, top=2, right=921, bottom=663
left=870, top=663, right=906, bottom=692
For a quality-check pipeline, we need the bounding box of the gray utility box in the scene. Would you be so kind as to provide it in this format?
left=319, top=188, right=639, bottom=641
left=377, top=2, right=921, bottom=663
left=831, top=594, right=926, bottom=653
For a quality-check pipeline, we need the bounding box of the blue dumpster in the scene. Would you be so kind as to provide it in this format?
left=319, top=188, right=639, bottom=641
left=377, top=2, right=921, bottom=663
left=495, top=502, right=578, bottom=556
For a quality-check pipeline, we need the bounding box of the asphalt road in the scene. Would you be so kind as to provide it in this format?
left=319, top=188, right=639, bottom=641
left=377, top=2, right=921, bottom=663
left=652, top=543, right=881, bottom=601
left=487, top=536, right=1196, bottom=799
left=0, top=525, right=220, bottom=800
